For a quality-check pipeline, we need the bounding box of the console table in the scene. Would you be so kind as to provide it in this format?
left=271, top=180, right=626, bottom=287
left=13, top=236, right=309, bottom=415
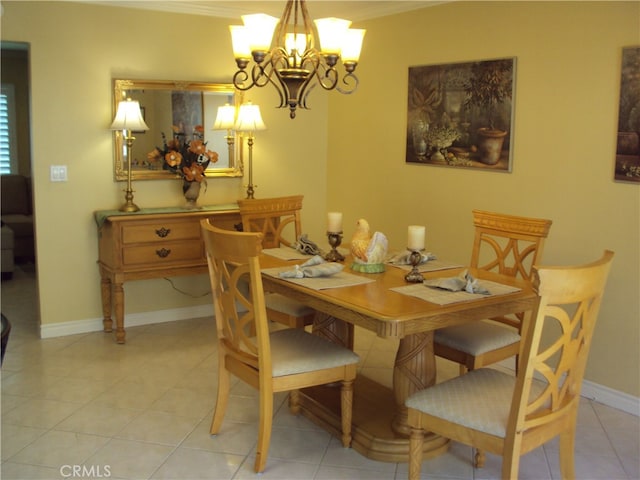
left=95, top=205, right=240, bottom=343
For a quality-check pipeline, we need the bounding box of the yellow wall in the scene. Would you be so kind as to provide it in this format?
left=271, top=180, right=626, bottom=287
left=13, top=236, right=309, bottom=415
left=328, top=1, right=639, bottom=397
left=1, top=1, right=638, bottom=397
left=0, top=2, right=328, bottom=325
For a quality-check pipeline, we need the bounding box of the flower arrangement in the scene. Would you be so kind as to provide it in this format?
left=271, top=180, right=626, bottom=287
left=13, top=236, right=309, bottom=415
left=147, top=125, right=219, bottom=188
left=425, top=125, right=461, bottom=149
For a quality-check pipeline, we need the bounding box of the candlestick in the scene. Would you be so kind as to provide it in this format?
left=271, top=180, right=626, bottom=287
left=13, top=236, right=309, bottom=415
left=404, top=249, right=425, bottom=283
left=407, top=225, right=426, bottom=251
left=327, top=212, right=343, bottom=233
left=325, top=231, right=345, bottom=262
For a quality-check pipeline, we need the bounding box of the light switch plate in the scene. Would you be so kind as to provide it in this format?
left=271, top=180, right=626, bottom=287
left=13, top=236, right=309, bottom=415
left=50, top=165, right=68, bottom=182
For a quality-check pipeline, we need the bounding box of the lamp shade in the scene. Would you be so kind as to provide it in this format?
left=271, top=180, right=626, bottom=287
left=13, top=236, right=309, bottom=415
left=213, top=104, right=237, bottom=130
left=314, top=17, right=351, bottom=55
left=110, top=99, right=149, bottom=131
left=241, top=13, right=279, bottom=52
left=341, top=29, right=366, bottom=63
left=234, top=102, right=266, bottom=132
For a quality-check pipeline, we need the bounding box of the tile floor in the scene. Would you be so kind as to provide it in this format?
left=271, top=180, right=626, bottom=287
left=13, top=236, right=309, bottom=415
left=1, top=266, right=639, bottom=479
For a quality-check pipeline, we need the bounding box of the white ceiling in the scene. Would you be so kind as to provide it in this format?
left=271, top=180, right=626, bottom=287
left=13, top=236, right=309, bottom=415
left=81, top=1, right=442, bottom=22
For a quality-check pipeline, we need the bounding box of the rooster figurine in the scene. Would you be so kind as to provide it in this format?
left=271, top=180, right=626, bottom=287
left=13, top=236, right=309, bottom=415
left=350, top=218, right=389, bottom=273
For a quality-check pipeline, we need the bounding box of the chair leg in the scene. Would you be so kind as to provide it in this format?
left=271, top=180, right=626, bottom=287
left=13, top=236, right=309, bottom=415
left=559, top=420, right=577, bottom=479
left=409, top=427, right=424, bottom=480
left=340, top=379, right=354, bottom=447
left=210, top=364, right=230, bottom=435
left=289, top=389, right=301, bottom=415
left=254, top=389, right=274, bottom=473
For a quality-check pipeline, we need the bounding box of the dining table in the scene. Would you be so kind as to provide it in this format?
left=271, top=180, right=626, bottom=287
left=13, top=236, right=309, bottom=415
left=259, top=248, right=539, bottom=463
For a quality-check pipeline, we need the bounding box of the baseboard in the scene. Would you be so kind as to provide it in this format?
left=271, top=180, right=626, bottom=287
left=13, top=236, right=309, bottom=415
left=39, top=304, right=213, bottom=339
left=493, top=359, right=639, bottom=417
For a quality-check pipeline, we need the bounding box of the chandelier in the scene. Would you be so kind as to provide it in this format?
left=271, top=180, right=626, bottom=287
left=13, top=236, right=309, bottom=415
left=229, top=0, right=366, bottom=119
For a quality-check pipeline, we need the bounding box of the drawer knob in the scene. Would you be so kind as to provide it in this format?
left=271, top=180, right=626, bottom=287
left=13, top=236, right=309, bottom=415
left=156, top=248, right=171, bottom=258
left=155, top=227, right=171, bottom=238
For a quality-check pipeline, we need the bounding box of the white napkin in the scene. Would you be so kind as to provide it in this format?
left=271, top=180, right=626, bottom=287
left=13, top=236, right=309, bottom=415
left=387, top=250, right=437, bottom=265
left=423, top=269, right=490, bottom=294
left=279, top=255, right=344, bottom=278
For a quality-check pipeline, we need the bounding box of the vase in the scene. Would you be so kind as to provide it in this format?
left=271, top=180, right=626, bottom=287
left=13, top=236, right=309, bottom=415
left=183, top=181, right=201, bottom=210
left=412, top=119, right=429, bottom=156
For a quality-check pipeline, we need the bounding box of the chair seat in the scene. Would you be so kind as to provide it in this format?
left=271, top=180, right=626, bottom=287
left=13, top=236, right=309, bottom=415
left=270, top=328, right=359, bottom=377
left=434, top=320, right=521, bottom=356
left=265, top=293, right=315, bottom=317
left=406, top=368, right=545, bottom=438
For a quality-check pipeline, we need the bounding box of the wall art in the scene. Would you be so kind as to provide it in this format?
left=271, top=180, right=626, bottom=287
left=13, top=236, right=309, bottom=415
left=406, top=58, right=516, bottom=172
left=614, top=46, right=640, bottom=184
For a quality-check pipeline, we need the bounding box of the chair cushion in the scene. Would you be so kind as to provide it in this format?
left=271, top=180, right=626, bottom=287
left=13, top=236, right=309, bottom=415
left=405, top=368, right=545, bottom=438
left=434, top=320, right=521, bottom=355
left=269, top=328, right=359, bottom=377
left=265, top=293, right=315, bottom=317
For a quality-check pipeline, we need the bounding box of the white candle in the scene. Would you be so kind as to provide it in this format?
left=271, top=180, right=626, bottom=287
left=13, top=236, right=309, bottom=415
left=407, top=225, right=426, bottom=251
left=327, top=212, right=343, bottom=232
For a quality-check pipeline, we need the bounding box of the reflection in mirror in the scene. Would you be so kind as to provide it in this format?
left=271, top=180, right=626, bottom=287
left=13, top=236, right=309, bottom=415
left=113, top=79, right=243, bottom=180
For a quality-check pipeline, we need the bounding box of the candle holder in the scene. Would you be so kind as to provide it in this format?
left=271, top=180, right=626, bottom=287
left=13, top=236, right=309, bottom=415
left=404, top=249, right=425, bottom=283
left=325, top=231, right=345, bottom=262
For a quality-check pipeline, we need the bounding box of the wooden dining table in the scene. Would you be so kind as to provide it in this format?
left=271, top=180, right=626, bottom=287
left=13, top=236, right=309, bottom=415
left=259, top=252, right=539, bottom=463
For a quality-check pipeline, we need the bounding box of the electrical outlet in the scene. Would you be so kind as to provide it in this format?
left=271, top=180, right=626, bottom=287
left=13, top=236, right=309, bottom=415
left=50, top=165, right=68, bottom=182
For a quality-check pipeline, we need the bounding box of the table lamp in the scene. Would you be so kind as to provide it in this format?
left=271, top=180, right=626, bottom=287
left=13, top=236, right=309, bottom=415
left=110, top=98, right=148, bottom=212
left=234, top=101, right=266, bottom=199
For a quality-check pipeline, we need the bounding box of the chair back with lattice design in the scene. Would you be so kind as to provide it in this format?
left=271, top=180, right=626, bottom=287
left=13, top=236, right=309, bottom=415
left=508, top=250, right=614, bottom=444
left=238, top=195, right=303, bottom=249
left=201, top=219, right=273, bottom=378
left=471, top=210, right=553, bottom=281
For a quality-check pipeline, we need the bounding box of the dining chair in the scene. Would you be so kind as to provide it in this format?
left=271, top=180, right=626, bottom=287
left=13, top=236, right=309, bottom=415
left=238, top=195, right=316, bottom=329
left=434, top=210, right=553, bottom=374
left=406, top=250, right=614, bottom=480
left=201, top=219, right=359, bottom=474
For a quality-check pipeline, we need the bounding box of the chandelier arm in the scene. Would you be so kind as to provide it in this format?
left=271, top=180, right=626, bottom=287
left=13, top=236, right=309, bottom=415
left=313, top=62, right=340, bottom=91
left=336, top=72, right=360, bottom=95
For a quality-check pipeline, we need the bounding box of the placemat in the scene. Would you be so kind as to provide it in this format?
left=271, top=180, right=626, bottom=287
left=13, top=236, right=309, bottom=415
left=391, top=279, right=521, bottom=305
left=262, top=266, right=375, bottom=290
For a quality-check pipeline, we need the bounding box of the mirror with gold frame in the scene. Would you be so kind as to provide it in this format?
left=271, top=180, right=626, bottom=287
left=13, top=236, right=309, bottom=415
left=113, top=79, right=243, bottom=180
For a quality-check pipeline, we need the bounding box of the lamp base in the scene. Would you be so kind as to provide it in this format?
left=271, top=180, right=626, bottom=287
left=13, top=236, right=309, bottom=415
left=119, top=201, right=140, bottom=213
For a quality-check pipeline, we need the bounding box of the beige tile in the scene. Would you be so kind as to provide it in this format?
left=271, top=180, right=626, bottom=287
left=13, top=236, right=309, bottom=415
left=150, top=446, right=244, bottom=479
left=90, top=379, right=170, bottom=410
left=8, top=429, right=110, bottom=468
left=0, top=461, right=61, bottom=479
left=1, top=423, right=47, bottom=461
left=1, top=397, right=80, bottom=429
left=41, top=376, right=110, bottom=404
left=182, top=417, right=257, bottom=455
left=85, top=438, right=174, bottom=480
left=232, top=456, right=320, bottom=479
left=54, top=402, right=141, bottom=437
left=115, top=410, right=200, bottom=446
left=148, top=386, right=216, bottom=419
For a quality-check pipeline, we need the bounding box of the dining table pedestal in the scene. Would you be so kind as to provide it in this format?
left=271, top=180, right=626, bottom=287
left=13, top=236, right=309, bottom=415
left=304, top=313, right=448, bottom=462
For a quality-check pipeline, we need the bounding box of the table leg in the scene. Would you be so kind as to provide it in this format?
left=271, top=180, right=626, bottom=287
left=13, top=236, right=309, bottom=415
left=113, top=281, right=125, bottom=344
left=391, top=331, right=436, bottom=436
left=99, top=270, right=113, bottom=333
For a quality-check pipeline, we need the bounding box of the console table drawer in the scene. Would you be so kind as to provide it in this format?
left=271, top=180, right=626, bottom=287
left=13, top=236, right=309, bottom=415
left=121, top=221, right=200, bottom=244
left=122, top=241, right=203, bottom=266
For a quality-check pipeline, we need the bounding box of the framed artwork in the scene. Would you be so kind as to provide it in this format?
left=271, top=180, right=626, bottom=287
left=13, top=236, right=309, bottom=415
left=406, top=57, right=516, bottom=172
left=614, top=46, right=640, bottom=184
